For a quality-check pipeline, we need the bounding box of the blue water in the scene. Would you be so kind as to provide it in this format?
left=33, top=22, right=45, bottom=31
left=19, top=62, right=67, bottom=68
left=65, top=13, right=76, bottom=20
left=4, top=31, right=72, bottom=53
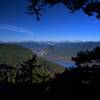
left=53, top=60, right=75, bottom=68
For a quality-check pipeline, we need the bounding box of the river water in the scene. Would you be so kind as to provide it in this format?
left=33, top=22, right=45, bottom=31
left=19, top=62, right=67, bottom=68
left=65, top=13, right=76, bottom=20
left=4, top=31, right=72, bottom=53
left=51, top=60, right=75, bottom=68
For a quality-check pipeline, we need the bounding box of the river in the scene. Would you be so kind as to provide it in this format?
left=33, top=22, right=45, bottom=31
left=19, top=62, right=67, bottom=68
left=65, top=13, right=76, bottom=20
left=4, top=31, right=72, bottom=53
left=53, top=60, right=75, bottom=68
left=42, top=56, right=75, bottom=68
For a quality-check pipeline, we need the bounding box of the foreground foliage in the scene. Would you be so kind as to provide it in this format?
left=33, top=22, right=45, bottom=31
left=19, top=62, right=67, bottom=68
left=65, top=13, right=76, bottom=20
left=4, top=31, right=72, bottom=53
left=27, top=0, right=100, bottom=21
left=0, top=46, right=100, bottom=100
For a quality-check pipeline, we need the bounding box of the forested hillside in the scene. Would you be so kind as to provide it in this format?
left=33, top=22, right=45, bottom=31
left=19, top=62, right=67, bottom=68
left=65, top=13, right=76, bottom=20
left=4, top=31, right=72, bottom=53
left=0, top=44, right=65, bottom=77
left=0, top=44, right=33, bottom=66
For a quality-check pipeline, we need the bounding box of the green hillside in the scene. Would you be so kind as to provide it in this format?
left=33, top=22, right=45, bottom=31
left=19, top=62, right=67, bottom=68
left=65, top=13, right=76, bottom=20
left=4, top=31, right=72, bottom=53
left=0, top=44, right=33, bottom=66
left=0, top=44, right=65, bottom=75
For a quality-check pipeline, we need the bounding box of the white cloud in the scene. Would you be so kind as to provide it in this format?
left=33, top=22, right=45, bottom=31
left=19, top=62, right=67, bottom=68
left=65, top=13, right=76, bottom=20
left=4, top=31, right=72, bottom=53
left=0, top=24, right=34, bottom=36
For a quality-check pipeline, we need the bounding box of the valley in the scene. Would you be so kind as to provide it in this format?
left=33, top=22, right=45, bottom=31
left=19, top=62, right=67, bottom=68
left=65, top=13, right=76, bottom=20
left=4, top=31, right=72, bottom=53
left=5, top=41, right=100, bottom=67
left=0, top=44, right=65, bottom=77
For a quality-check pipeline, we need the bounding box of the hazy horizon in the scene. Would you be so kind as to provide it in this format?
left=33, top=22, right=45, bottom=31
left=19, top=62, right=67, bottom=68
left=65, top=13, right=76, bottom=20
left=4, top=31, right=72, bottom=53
left=0, top=40, right=100, bottom=43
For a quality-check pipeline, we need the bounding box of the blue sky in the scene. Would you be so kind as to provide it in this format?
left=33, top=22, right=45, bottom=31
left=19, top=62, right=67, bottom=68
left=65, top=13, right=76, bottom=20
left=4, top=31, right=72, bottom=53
left=0, top=0, right=100, bottom=42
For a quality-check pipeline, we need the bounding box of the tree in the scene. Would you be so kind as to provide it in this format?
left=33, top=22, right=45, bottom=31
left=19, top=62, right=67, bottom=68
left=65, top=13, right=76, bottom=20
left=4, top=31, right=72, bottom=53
left=0, top=63, right=16, bottom=83
left=72, top=46, right=100, bottom=66
left=20, top=54, right=37, bottom=83
left=27, top=0, right=100, bottom=21
left=20, top=54, right=50, bottom=84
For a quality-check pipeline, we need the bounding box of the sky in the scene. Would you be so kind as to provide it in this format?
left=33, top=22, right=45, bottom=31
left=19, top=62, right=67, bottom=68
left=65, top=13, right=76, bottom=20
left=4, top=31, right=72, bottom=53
left=0, top=0, right=100, bottom=42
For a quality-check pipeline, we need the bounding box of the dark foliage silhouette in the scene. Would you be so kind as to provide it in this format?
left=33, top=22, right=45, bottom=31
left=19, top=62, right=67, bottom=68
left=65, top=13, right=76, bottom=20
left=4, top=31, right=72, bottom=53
left=72, top=46, right=100, bottom=65
left=27, top=0, right=100, bottom=21
left=0, top=55, right=50, bottom=100
left=48, top=46, right=100, bottom=100
left=0, top=47, right=100, bottom=100
left=20, top=54, right=37, bottom=84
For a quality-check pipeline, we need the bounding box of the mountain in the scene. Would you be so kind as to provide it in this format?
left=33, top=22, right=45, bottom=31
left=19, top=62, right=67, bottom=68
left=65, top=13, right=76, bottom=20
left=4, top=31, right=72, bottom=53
left=9, top=41, right=100, bottom=60
left=45, top=41, right=100, bottom=57
left=0, top=44, right=65, bottom=75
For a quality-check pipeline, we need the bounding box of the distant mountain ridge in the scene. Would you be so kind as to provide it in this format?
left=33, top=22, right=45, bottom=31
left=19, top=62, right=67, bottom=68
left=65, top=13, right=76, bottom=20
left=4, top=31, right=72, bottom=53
left=7, top=41, right=100, bottom=58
